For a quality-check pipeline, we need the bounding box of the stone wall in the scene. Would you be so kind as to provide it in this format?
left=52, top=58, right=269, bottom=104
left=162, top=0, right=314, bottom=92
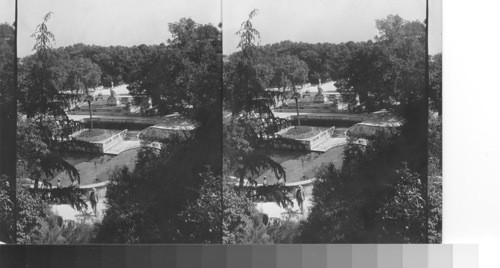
left=289, top=113, right=367, bottom=122
left=294, top=126, right=335, bottom=150
left=275, top=126, right=336, bottom=151
left=91, top=129, right=128, bottom=153
left=82, top=117, right=161, bottom=125
left=63, top=129, right=128, bottom=154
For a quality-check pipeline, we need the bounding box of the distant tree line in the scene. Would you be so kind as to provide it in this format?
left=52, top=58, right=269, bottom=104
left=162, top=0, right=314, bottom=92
left=21, top=42, right=163, bottom=88
left=225, top=15, right=441, bottom=115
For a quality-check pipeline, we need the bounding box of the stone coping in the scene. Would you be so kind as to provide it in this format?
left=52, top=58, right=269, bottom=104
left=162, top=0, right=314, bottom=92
left=289, top=114, right=366, bottom=122
left=99, top=129, right=127, bottom=144
left=278, top=126, right=335, bottom=142
left=80, top=181, right=109, bottom=189
left=71, top=129, right=118, bottom=143
left=29, top=180, right=109, bottom=189
left=228, top=177, right=316, bottom=188
left=359, top=121, right=402, bottom=127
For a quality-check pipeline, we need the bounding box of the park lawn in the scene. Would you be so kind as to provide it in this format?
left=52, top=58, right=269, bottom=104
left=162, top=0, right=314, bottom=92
left=263, top=148, right=310, bottom=164
left=281, top=126, right=320, bottom=139
left=255, top=144, right=346, bottom=184
left=51, top=148, right=139, bottom=186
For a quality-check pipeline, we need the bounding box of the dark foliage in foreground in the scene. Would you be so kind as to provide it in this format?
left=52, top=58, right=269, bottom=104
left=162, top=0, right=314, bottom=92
left=93, top=18, right=222, bottom=243
left=0, top=177, right=51, bottom=244
left=94, top=134, right=221, bottom=243
left=296, top=132, right=440, bottom=243
left=0, top=22, right=17, bottom=242
left=222, top=181, right=301, bottom=244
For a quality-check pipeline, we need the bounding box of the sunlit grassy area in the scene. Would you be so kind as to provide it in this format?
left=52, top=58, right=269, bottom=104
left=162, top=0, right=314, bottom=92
left=253, top=145, right=346, bottom=184
left=74, top=129, right=115, bottom=142
left=281, top=126, right=320, bottom=140
left=51, top=148, right=139, bottom=186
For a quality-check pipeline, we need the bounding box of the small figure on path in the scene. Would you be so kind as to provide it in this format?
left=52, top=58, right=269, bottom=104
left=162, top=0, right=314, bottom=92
left=89, top=188, right=99, bottom=216
left=57, top=178, right=61, bottom=188
left=262, top=176, right=268, bottom=186
left=295, top=186, right=305, bottom=214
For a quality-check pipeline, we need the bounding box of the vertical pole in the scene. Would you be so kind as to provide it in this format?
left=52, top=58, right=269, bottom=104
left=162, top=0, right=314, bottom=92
left=88, top=98, right=93, bottom=130
left=295, top=97, right=300, bottom=126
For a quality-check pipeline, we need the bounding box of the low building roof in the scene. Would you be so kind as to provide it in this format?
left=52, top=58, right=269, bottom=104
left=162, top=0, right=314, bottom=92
left=138, top=113, right=196, bottom=141
left=346, top=110, right=403, bottom=139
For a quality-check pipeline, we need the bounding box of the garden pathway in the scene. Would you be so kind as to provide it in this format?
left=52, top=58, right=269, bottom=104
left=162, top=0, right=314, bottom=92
left=104, top=140, right=141, bottom=155
left=255, top=184, right=314, bottom=221
left=52, top=199, right=107, bottom=222
left=312, top=137, right=347, bottom=152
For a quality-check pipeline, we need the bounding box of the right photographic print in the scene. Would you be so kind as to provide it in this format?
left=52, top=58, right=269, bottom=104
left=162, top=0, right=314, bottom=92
left=223, top=0, right=441, bottom=244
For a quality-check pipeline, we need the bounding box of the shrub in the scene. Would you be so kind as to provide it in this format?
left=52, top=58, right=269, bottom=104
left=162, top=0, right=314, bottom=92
left=34, top=214, right=96, bottom=244
left=268, top=220, right=300, bottom=243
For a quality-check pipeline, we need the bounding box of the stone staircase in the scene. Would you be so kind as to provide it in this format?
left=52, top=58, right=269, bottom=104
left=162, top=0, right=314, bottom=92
left=103, top=140, right=141, bottom=155
left=311, top=137, right=347, bottom=152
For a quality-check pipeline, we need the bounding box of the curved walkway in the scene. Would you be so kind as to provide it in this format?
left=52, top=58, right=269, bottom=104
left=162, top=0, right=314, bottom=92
left=105, top=140, right=141, bottom=155
left=256, top=183, right=314, bottom=221
left=52, top=199, right=107, bottom=222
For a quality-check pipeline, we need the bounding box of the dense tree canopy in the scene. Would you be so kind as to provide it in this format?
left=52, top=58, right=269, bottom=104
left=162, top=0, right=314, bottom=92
left=125, top=18, right=222, bottom=119
left=296, top=134, right=435, bottom=243
left=0, top=23, right=15, bottom=105
left=336, top=15, right=426, bottom=113
left=16, top=14, right=83, bottom=191
left=16, top=116, right=79, bottom=188
left=5, top=14, right=98, bottom=243
left=18, top=13, right=70, bottom=118
left=429, top=53, right=442, bottom=114
left=94, top=18, right=222, bottom=243
left=20, top=35, right=167, bottom=100
left=428, top=113, right=442, bottom=243
left=95, top=135, right=221, bottom=243
left=1, top=24, right=19, bottom=239
left=224, top=15, right=434, bottom=116
left=0, top=22, right=17, bottom=186
left=0, top=177, right=51, bottom=244
left=272, top=55, right=309, bottom=91
left=223, top=10, right=299, bottom=189
left=64, top=58, right=101, bottom=95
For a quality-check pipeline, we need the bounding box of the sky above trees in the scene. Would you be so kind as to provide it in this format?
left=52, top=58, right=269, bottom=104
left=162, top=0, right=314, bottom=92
left=16, top=0, right=221, bottom=57
left=7, top=0, right=441, bottom=57
left=0, top=0, right=14, bottom=24
left=223, top=0, right=441, bottom=56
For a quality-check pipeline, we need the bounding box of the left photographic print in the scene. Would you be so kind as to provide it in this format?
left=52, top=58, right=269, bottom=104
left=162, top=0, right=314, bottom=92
left=1, top=0, right=222, bottom=244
